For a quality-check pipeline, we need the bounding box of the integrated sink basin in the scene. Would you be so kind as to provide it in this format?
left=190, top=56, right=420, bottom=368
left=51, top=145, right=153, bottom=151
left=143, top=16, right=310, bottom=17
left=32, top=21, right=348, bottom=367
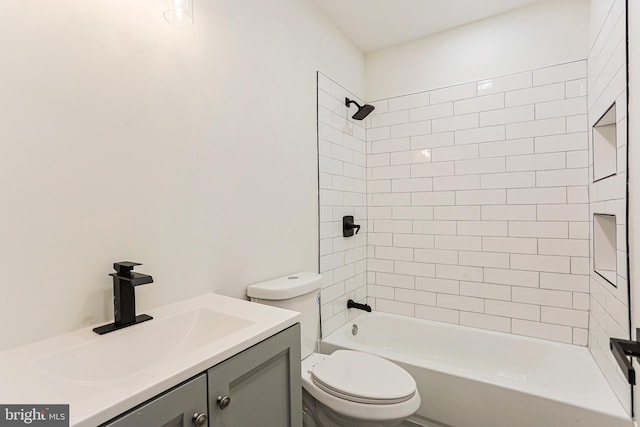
left=0, top=292, right=300, bottom=427
left=37, top=308, right=254, bottom=382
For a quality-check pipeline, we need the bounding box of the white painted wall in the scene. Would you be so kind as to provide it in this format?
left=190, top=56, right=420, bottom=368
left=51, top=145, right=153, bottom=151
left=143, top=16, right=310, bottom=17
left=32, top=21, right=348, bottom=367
left=365, top=0, right=589, bottom=101
left=0, top=0, right=364, bottom=350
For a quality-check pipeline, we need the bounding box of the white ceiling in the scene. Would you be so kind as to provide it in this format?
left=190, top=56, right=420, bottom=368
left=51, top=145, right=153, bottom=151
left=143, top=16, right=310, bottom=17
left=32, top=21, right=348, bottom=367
left=312, top=0, right=547, bottom=53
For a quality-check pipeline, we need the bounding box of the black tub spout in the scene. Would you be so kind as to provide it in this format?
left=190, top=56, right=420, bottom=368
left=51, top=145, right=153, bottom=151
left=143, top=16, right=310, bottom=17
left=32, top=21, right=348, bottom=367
left=347, top=299, right=372, bottom=312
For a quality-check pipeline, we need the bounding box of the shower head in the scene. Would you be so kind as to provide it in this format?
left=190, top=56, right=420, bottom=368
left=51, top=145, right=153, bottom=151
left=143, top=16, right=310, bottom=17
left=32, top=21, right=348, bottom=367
left=345, top=97, right=375, bottom=120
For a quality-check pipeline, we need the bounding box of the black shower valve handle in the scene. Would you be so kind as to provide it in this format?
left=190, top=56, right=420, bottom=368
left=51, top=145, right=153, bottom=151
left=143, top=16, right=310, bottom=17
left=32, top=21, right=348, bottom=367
left=343, top=215, right=360, bottom=237
left=347, top=223, right=361, bottom=234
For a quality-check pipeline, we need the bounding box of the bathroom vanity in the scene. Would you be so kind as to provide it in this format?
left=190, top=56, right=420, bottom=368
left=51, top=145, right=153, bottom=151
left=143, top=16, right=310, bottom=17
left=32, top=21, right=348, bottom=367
left=0, top=293, right=301, bottom=427
left=103, top=324, right=301, bottom=426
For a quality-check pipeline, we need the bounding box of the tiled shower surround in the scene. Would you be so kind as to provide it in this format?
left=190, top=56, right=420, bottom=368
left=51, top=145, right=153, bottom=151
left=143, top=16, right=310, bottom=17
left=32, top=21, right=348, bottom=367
left=364, top=61, right=590, bottom=345
left=317, top=73, right=368, bottom=336
left=586, top=0, right=630, bottom=414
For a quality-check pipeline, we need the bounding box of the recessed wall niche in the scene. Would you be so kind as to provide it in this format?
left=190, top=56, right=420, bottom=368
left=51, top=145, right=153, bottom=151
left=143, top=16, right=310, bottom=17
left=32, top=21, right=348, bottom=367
left=592, top=103, right=617, bottom=182
left=593, top=214, right=617, bottom=287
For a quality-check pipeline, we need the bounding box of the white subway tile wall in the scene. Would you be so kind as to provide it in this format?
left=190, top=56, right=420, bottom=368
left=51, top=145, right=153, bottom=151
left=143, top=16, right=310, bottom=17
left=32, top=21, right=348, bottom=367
left=366, top=60, right=590, bottom=346
left=318, top=25, right=630, bottom=412
left=587, top=0, right=631, bottom=414
left=318, top=73, right=368, bottom=336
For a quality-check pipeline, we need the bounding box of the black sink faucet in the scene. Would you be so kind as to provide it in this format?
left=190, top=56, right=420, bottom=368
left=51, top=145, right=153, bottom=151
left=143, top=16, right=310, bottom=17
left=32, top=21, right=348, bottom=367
left=93, top=262, right=154, bottom=335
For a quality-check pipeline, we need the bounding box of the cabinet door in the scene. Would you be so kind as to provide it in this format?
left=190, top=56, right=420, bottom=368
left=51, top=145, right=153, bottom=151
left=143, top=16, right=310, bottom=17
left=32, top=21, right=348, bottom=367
left=103, top=374, right=208, bottom=427
left=208, top=324, right=302, bottom=427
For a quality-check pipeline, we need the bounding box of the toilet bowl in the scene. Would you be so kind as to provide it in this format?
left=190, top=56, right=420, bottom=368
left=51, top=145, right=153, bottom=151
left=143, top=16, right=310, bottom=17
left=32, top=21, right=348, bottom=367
left=247, top=273, right=420, bottom=427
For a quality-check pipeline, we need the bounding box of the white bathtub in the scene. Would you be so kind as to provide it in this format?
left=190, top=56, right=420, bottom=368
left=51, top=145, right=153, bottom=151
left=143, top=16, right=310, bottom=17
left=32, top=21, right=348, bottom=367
left=321, top=312, right=632, bottom=427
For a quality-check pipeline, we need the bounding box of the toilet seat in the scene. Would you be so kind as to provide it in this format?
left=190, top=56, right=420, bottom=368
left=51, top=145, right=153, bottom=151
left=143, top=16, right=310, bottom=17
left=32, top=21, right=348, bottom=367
left=311, top=350, right=416, bottom=404
left=301, top=352, right=421, bottom=424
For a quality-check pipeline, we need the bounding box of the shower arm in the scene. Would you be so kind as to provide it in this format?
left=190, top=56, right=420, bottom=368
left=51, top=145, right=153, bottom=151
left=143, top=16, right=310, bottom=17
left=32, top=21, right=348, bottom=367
left=345, top=98, right=363, bottom=109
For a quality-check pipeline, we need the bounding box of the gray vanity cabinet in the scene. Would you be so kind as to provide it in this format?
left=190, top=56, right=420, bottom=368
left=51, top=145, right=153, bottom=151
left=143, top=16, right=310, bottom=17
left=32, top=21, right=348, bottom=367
left=207, top=323, right=302, bottom=427
left=101, top=324, right=301, bottom=427
left=103, top=374, right=208, bottom=427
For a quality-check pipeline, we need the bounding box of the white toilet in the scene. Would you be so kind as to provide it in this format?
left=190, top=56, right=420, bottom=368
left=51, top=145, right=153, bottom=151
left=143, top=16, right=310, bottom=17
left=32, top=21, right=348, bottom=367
left=247, top=272, right=420, bottom=427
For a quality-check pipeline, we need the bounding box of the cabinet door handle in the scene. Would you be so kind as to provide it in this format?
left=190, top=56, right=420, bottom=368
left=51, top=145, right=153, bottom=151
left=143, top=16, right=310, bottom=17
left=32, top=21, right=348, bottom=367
left=217, top=395, right=231, bottom=410
left=192, top=412, right=208, bottom=426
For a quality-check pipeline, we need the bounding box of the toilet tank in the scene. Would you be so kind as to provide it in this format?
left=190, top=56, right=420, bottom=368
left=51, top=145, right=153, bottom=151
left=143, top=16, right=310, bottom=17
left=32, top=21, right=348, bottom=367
left=247, top=272, right=322, bottom=359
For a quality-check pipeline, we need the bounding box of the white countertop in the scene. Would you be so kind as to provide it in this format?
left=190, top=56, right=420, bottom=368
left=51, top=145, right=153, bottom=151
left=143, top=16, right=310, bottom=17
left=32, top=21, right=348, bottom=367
left=0, top=293, right=300, bottom=427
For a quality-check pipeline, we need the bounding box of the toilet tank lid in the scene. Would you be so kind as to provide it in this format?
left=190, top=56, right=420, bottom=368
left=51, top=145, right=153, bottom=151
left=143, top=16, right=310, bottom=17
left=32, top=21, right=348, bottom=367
left=247, top=272, right=322, bottom=300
